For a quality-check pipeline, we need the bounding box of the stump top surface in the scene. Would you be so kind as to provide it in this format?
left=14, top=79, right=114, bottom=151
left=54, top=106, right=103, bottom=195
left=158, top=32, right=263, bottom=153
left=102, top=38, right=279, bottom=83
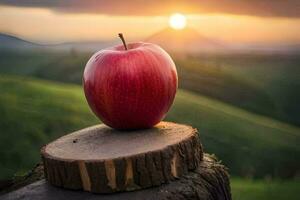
left=43, top=122, right=196, bottom=161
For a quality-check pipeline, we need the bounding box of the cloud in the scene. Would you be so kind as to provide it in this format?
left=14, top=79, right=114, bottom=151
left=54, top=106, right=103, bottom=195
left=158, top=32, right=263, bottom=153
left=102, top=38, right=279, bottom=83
left=0, top=0, right=299, bottom=18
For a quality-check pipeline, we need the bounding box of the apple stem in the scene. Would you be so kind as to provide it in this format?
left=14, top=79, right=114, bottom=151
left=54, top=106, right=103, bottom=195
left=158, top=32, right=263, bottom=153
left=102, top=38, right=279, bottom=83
left=118, top=33, right=128, bottom=50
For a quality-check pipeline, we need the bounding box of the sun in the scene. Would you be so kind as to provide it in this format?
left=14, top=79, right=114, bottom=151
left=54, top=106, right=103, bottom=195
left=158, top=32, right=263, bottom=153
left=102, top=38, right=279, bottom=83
left=169, top=13, right=187, bottom=30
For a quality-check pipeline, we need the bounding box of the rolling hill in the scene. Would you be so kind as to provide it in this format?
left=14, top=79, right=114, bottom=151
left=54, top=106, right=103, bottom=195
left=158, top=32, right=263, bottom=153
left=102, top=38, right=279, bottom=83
left=0, top=50, right=299, bottom=127
left=0, top=75, right=299, bottom=181
left=175, top=55, right=300, bottom=126
left=0, top=75, right=98, bottom=180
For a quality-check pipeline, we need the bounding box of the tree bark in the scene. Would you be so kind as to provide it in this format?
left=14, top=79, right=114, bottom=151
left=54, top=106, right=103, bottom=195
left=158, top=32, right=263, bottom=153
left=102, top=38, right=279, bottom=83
left=41, top=122, right=203, bottom=193
left=1, top=154, right=231, bottom=200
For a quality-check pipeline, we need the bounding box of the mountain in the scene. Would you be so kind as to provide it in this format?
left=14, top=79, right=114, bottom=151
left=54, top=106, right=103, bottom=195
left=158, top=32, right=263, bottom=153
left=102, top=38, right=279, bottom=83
left=1, top=32, right=299, bottom=54
left=0, top=33, right=117, bottom=52
left=0, top=33, right=40, bottom=50
left=146, top=27, right=300, bottom=54
left=47, top=40, right=118, bottom=52
left=146, top=27, right=225, bottom=54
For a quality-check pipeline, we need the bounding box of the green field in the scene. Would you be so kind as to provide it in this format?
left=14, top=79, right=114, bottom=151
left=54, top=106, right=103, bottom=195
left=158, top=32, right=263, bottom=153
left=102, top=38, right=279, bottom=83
left=175, top=54, right=300, bottom=126
left=1, top=75, right=299, bottom=180
left=231, top=178, right=300, bottom=200
left=167, top=90, right=300, bottom=178
left=0, top=75, right=98, bottom=179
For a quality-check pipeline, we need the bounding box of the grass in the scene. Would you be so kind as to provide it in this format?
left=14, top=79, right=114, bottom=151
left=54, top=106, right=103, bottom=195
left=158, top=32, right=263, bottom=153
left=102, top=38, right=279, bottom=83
left=175, top=54, right=300, bottom=127
left=1, top=50, right=299, bottom=127
left=0, top=75, right=98, bottom=179
left=231, top=178, right=300, bottom=200
left=0, top=75, right=299, bottom=181
left=167, top=90, right=300, bottom=178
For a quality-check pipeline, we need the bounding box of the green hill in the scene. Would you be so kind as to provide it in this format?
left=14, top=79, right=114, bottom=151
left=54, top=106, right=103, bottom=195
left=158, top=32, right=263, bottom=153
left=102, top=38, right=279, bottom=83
left=0, top=75, right=299, bottom=181
left=0, top=50, right=63, bottom=76
left=0, top=75, right=98, bottom=180
left=1, top=50, right=299, bottom=127
left=166, top=90, right=300, bottom=178
left=175, top=54, right=300, bottom=126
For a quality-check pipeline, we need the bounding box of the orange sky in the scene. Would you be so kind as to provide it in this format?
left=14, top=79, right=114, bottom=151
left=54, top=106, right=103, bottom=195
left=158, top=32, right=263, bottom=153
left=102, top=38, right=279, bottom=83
left=0, top=5, right=299, bottom=44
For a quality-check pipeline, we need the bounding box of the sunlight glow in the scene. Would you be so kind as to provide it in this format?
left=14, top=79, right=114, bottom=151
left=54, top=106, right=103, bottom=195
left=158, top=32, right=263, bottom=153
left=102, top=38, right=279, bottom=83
left=169, top=13, right=186, bottom=30
left=1, top=5, right=300, bottom=44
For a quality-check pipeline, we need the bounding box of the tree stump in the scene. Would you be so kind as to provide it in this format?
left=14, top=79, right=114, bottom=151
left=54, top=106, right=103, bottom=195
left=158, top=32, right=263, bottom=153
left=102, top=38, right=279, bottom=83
left=1, top=154, right=231, bottom=200
left=41, top=122, right=203, bottom=193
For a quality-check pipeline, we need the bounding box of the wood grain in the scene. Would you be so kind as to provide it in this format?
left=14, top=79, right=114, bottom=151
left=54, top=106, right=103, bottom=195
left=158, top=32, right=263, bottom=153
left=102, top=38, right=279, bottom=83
left=41, top=122, right=203, bottom=193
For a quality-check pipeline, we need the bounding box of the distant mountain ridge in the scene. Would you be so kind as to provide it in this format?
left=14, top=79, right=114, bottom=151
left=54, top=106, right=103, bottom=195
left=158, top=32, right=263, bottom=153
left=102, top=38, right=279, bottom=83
left=0, top=32, right=299, bottom=54
left=146, top=27, right=300, bottom=54
left=146, top=27, right=225, bottom=53
left=0, top=33, right=40, bottom=49
left=0, top=33, right=117, bottom=52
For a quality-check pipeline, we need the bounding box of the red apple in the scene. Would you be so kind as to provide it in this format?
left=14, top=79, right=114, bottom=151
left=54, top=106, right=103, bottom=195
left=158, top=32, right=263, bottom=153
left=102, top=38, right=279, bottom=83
left=83, top=34, right=178, bottom=130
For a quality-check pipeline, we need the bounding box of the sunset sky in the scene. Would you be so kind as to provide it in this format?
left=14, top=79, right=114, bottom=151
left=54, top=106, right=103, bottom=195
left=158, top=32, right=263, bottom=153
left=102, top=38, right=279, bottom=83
left=0, top=0, right=299, bottom=44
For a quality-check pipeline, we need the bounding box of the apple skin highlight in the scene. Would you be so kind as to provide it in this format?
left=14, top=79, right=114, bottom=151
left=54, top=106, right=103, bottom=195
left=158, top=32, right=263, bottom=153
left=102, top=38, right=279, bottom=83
left=83, top=42, right=178, bottom=130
